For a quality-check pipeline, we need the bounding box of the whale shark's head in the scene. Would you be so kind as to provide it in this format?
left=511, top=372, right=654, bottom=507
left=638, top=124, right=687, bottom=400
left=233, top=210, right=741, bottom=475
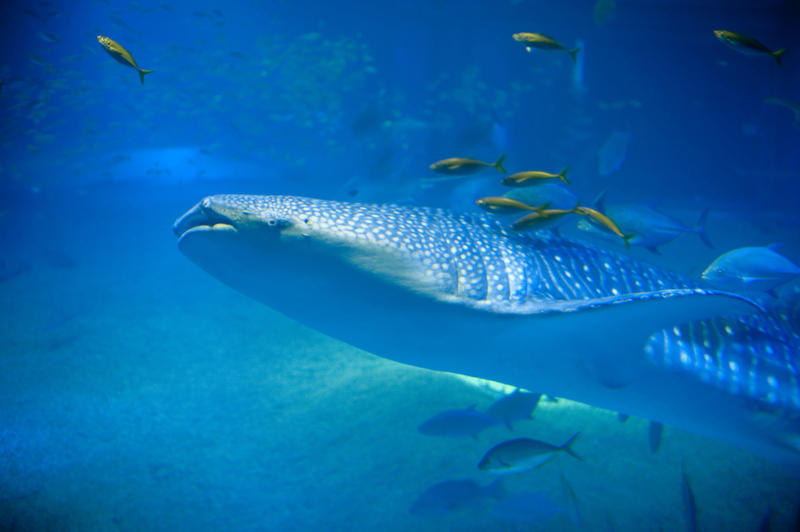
left=173, top=194, right=464, bottom=310
left=173, top=195, right=293, bottom=242
left=173, top=194, right=388, bottom=265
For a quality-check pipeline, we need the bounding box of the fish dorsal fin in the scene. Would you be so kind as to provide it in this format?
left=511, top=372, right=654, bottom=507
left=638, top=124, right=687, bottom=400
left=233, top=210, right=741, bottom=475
left=591, top=189, right=607, bottom=211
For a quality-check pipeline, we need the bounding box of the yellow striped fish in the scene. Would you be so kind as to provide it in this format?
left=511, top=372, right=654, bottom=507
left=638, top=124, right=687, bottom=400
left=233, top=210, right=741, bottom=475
left=97, top=35, right=153, bottom=84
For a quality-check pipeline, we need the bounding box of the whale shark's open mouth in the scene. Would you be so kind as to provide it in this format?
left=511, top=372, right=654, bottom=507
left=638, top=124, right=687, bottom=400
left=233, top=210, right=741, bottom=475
left=173, top=199, right=238, bottom=240
left=173, top=196, right=294, bottom=244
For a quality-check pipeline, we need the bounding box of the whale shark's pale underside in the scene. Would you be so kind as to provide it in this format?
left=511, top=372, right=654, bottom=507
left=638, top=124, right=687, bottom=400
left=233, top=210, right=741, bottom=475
left=174, top=194, right=800, bottom=470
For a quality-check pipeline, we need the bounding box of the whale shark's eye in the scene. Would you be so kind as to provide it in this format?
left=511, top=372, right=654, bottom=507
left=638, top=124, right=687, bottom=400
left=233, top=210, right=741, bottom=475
left=265, top=219, right=291, bottom=228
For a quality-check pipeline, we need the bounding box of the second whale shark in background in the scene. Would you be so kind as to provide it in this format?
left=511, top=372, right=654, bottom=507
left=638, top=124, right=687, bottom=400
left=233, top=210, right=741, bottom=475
left=173, top=195, right=800, bottom=471
left=597, top=130, right=631, bottom=177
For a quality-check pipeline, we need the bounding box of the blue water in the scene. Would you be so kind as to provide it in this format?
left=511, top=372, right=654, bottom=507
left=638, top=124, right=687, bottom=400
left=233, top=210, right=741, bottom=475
left=1, top=0, right=799, bottom=530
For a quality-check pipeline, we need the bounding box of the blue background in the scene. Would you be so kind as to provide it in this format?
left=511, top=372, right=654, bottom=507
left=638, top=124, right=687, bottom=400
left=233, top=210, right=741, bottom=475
left=1, top=0, right=799, bottom=530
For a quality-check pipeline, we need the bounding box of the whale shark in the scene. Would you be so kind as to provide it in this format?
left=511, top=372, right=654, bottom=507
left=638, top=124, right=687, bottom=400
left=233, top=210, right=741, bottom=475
left=173, top=194, right=800, bottom=470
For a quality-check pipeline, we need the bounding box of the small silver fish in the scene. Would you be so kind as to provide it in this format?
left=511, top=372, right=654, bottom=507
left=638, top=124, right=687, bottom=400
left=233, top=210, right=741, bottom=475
left=418, top=405, right=499, bottom=438
left=502, top=167, right=569, bottom=186
left=478, top=433, right=582, bottom=474
left=504, top=182, right=580, bottom=214
left=702, top=245, right=800, bottom=294
left=410, top=478, right=504, bottom=515
left=97, top=35, right=154, bottom=84
left=485, top=389, right=541, bottom=429
left=429, top=155, right=506, bottom=176
left=476, top=197, right=547, bottom=215
left=512, top=33, right=580, bottom=63
left=598, top=130, right=631, bottom=177
left=714, top=30, right=786, bottom=66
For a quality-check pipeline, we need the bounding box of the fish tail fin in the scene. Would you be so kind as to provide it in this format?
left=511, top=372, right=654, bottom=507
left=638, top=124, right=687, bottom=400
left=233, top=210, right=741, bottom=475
left=139, top=69, right=154, bottom=84
left=695, top=208, right=713, bottom=248
left=623, top=233, right=635, bottom=249
left=486, top=477, right=506, bottom=500
left=772, top=48, right=787, bottom=67
left=558, top=166, right=570, bottom=184
left=494, top=154, right=507, bottom=174
left=561, top=431, right=584, bottom=461
left=568, top=48, right=581, bottom=64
